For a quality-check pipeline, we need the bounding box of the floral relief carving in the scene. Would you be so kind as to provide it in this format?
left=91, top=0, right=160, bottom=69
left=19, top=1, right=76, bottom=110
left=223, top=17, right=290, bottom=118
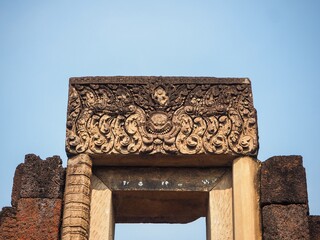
left=66, top=78, right=258, bottom=156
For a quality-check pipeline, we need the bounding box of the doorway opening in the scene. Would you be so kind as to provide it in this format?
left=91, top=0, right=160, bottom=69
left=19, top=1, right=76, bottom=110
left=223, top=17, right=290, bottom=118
left=115, top=218, right=206, bottom=240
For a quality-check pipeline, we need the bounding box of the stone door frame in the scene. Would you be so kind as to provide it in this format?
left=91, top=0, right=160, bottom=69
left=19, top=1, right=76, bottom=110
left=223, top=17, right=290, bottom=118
left=61, top=154, right=261, bottom=240
left=62, top=76, right=261, bottom=240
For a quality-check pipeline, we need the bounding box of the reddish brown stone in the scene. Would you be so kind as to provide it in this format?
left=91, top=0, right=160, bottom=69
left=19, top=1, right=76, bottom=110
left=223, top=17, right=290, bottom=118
left=11, top=164, right=23, bottom=207
left=262, top=204, right=309, bottom=240
left=261, top=155, right=308, bottom=205
left=309, top=216, right=320, bottom=240
left=1, top=154, right=66, bottom=240
left=0, top=207, right=17, bottom=240
left=16, top=198, right=62, bottom=240
left=19, top=154, right=65, bottom=199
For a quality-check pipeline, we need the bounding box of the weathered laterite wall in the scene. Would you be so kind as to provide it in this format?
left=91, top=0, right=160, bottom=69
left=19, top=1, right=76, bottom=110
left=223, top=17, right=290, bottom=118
left=0, top=154, right=319, bottom=239
left=260, top=156, right=318, bottom=240
left=0, top=154, right=65, bottom=240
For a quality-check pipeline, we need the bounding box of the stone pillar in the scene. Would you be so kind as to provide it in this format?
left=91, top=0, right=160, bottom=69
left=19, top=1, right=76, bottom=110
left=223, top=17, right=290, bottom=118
left=207, top=170, right=233, bottom=240
left=89, top=174, right=114, bottom=240
left=233, top=156, right=262, bottom=240
left=61, top=154, right=92, bottom=240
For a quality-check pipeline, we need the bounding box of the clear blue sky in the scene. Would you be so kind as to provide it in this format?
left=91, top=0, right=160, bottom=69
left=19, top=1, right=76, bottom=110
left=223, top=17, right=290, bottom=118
left=1, top=1, right=319, bottom=239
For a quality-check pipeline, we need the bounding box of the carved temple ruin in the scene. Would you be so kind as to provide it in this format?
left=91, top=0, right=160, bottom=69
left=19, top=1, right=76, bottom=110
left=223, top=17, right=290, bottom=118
left=0, top=76, right=319, bottom=240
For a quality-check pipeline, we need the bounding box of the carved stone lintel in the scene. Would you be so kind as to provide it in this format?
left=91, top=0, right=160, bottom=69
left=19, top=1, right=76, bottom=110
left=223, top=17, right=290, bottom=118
left=66, top=77, right=258, bottom=162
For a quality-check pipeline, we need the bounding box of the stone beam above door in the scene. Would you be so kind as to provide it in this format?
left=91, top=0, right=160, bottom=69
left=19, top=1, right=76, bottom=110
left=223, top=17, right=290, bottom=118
left=66, top=76, right=258, bottom=166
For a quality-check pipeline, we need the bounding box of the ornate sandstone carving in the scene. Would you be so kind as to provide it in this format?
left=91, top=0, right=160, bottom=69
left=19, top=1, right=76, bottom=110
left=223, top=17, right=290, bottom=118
left=66, top=77, right=258, bottom=157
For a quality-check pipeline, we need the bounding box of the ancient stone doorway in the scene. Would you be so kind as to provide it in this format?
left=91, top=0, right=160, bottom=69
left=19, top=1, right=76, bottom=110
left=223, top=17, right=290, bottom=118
left=90, top=166, right=232, bottom=239
left=61, top=77, right=262, bottom=240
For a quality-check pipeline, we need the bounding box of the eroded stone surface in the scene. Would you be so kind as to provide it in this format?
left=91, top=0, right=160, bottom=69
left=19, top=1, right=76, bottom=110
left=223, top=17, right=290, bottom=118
left=262, top=204, right=309, bottom=240
left=261, top=155, right=308, bottom=205
left=66, top=77, right=258, bottom=159
left=309, top=216, right=320, bottom=240
left=11, top=164, right=23, bottom=207
left=16, top=198, right=62, bottom=240
left=0, top=154, right=65, bottom=240
left=0, top=207, right=17, bottom=240
left=15, top=154, right=65, bottom=199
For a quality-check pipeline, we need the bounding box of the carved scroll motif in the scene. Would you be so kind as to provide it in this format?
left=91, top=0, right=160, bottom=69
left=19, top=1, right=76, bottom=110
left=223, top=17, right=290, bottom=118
left=66, top=79, right=258, bottom=156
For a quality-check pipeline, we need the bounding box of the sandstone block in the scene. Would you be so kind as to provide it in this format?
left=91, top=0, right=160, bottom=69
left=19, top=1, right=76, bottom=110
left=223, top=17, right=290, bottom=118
left=66, top=77, right=258, bottom=166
